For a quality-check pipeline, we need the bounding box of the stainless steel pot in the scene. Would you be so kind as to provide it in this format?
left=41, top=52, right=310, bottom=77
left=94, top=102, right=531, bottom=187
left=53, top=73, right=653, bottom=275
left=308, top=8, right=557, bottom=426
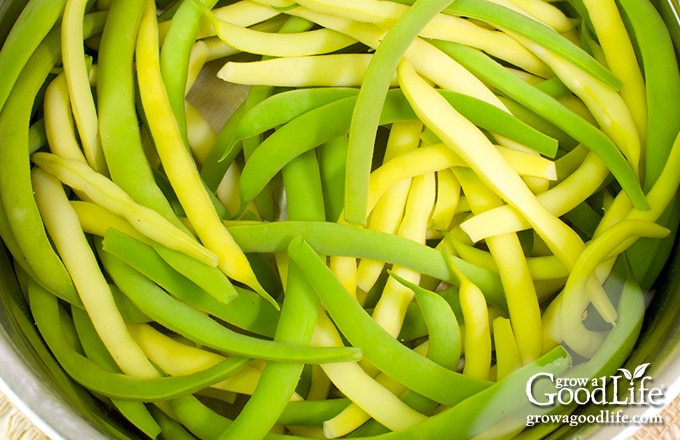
left=1, top=0, right=679, bottom=439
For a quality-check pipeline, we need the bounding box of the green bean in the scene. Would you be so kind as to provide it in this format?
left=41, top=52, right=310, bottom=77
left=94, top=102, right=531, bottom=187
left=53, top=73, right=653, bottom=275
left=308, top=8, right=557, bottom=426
left=0, top=27, right=79, bottom=305
left=98, top=245, right=361, bottom=364
left=432, top=40, right=648, bottom=211
left=389, top=271, right=461, bottom=370
left=223, top=87, right=360, bottom=159
left=318, top=135, right=349, bottom=222
left=71, top=307, right=161, bottom=439
left=276, top=398, right=350, bottom=426
left=238, top=87, right=554, bottom=210
left=288, top=236, right=490, bottom=405
left=227, top=220, right=505, bottom=306
left=354, top=345, right=570, bottom=440
left=148, top=406, right=197, bottom=440
left=0, top=0, right=66, bottom=112
left=100, top=228, right=277, bottom=337
left=96, top=0, right=185, bottom=230
left=27, top=118, right=46, bottom=153
left=442, top=0, right=620, bottom=89
left=438, top=90, right=557, bottom=157
left=28, top=277, right=253, bottom=401
left=220, top=91, right=329, bottom=437
left=343, top=0, right=458, bottom=226
left=159, top=0, right=219, bottom=143
left=150, top=239, right=238, bottom=304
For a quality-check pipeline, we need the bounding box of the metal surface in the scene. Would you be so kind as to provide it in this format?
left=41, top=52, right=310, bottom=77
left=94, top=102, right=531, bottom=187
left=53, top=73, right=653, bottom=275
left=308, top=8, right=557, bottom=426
left=1, top=0, right=680, bottom=439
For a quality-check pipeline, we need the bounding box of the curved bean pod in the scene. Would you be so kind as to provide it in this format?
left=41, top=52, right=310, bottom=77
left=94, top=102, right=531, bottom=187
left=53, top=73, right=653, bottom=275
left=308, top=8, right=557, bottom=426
left=0, top=28, right=79, bottom=305
left=288, top=237, right=491, bottom=406
left=99, top=246, right=361, bottom=364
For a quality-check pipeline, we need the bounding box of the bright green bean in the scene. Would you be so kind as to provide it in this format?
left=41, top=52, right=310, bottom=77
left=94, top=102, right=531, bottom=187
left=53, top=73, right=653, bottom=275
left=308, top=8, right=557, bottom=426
left=100, top=228, right=277, bottom=337
left=442, top=0, right=621, bottom=89
left=96, top=0, right=185, bottom=230
left=99, top=245, right=361, bottom=364
left=389, top=271, right=461, bottom=370
left=71, top=307, right=162, bottom=439
left=150, top=239, right=238, bottom=304
left=288, top=236, right=491, bottom=406
left=223, top=87, right=360, bottom=159
left=219, top=72, right=327, bottom=435
left=238, top=87, right=555, bottom=210
left=433, top=40, right=648, bottom=211
left=227, top=220, right=506, bottom=308
left=0, top=0, right=66, bottom=112
left=343, top=0, right=459, bottom=226
left=148, top=406, right=197, bottom=440
left=159, top=0, right=219, bottom=142
left=318, top=135, right=349, bottom=222
left=28, top=277, right=253, bottom=401
left=0, top=27, right=79, bottom=305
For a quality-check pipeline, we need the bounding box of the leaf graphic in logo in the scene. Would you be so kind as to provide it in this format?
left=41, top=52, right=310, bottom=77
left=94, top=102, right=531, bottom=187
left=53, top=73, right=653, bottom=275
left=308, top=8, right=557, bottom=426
left=632, top=363, right=651, bottom=382
left=618, top=368, right=633, bottom=383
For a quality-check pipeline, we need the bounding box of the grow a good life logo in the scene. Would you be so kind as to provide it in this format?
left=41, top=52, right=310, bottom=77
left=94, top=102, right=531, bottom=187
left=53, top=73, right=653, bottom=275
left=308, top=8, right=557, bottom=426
left=525, top=363, right=667, bottom=428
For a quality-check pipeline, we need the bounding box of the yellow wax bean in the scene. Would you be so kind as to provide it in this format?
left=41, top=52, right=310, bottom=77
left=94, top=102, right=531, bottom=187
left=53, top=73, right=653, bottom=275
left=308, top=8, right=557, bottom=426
left=70, top=201, right=143, bottom=240
left=398, top=59, right=585, bottom=270
left=311, top=312, right=427, bottom=435
left=186, top=102, right=217, bottom=166
left=43, top=73, right=87, bottom=163
left=128, top=323, right=262, bottom=395
left=208, top=13, right=357, bottom=57
left=367, top=143, right=556, bottom=213
left=504, top=0, right=576, bottom=33
left=357, top=121, right=422, bottom=292
left=430, top=169, right=461, bottom=232
left=137, top=0, right=273, bottom=305
left=514, top=33, right=641, bottom=175
left=455, top=168, right=542, bottom=363
left=492, top=317, right=522, bottom=381
left=582, top=0, right=647, bottom=140
left=372, top=172, right=436, bottom=338
left=330, top=254, right=358, bottom=300
left=459, top=272, right=492, bottom=381
left=32, top=152, right=216, bottom=267
left=194, top=0, right=280, bottom=39
left=561, top=220, right=669, bottom=357
left=293, top=0, right=405, bottom=24
left=218, top=53, right=392, bottom=87
left=460, top=152, right=610, bottom=242
left=32, top=169, right=158, bottom=378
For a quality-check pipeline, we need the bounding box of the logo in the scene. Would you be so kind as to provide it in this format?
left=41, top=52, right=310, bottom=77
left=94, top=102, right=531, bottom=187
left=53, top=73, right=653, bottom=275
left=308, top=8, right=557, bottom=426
left=526, top=363, right=666, bottom=407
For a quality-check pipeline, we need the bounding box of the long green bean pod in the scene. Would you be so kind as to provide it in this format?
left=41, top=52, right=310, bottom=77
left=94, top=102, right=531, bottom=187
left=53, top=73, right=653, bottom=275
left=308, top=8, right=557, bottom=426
left=288, top=237, right=491, bottom=406
left=343, top=0, right=455, bottom=226
left=96, top=0, right=184, bottom=230
left=433, top=40, right=648, bottom=211
left=99, top=244, right=361, bottom=364
left=0, top=0, right=66, bottom=112
left=0, top=27, right=79, bottom=305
